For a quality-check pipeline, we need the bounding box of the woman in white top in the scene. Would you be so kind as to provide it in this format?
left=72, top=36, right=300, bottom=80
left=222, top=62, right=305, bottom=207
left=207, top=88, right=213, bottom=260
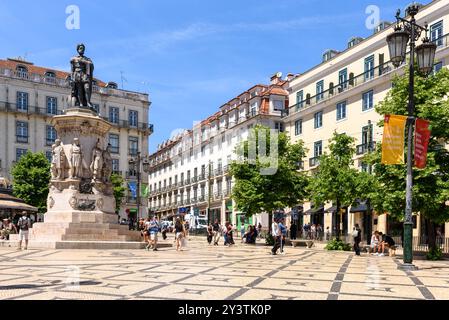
left=370, top=231, right=380, bottom=254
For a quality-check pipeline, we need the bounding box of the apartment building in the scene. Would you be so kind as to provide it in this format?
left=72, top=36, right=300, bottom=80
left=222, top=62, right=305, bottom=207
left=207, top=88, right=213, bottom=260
left=0, top=57, right=153, bottom=220
left=148, top=74, right=291, bottom=228
left=282, top=0, right=449, bottom=241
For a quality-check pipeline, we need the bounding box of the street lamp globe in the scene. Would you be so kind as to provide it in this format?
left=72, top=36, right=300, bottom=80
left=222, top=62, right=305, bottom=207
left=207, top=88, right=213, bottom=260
left=416, top=38, right=437, bottom=75
left=387, top=26, right=410, bottom=68
left=142, top=159, right=150, bottom=173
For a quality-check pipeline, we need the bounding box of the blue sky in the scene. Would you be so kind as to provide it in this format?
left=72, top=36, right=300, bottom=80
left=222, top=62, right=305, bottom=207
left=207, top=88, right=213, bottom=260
left=0, top=0, right=420, bottom=152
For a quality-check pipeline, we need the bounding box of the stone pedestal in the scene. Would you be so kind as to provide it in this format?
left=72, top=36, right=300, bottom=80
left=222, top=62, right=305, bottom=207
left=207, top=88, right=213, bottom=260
left=24, top=108, right=142, bottom=249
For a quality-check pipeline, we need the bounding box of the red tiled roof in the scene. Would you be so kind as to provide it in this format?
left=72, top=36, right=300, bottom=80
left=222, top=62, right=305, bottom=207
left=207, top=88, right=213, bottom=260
left=0, top=58, right=107, bottom=87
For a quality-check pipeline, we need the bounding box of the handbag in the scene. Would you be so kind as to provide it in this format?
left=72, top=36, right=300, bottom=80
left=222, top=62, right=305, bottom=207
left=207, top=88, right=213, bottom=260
left=352, top=229, right=359, bottom=237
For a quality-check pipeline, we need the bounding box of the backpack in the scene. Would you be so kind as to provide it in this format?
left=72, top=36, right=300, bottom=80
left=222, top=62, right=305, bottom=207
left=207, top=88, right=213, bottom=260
left=18, top=217, right=30, bottom=231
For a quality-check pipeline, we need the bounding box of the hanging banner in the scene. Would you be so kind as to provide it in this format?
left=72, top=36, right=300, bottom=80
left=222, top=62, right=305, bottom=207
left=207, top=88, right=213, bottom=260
left=415, top=119, right=431, bottom=169
left=128, top=182, right=137, bottom=198
left=382, top=115, right=408, bottom=165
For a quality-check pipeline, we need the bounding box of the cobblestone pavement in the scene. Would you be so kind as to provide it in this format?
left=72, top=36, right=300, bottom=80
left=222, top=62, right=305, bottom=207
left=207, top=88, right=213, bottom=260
left=0, top=237, right=448, bottom=300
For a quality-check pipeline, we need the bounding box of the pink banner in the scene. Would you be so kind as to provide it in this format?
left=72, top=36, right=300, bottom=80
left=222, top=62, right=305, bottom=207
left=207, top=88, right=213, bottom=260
left=415, top=119, right=431, bottom=169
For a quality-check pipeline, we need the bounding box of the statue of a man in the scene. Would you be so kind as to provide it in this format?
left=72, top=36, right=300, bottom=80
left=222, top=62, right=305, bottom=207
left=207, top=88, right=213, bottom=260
left=90, top=140, right=103, bottom=182
left=70, top=43, right=95, bottom=111
left=70, top=138, right=83, bottom=179
left=102, top=144, right=113, bottom=183
left=51, top=139, right=65, bottom=180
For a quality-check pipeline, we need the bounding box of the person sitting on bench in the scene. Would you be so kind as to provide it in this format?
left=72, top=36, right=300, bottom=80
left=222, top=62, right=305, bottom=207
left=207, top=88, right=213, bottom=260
left=370, top=231, right=380, bottom=255
left=377, top=232, right=395, bottom=257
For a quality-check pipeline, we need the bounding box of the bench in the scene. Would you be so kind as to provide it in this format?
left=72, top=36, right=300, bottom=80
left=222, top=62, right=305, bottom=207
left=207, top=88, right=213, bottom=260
left=291, top=240, right=314, bottom=248
left=363, top=244, right=397, bottom=256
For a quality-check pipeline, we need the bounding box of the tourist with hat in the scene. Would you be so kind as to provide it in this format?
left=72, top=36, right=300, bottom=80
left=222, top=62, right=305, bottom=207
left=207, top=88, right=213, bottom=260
left=17, top=211, right=31, bottom=250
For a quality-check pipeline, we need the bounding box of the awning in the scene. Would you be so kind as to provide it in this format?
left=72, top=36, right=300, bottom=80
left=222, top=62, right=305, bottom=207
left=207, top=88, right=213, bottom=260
left=350, top=200, right=368, bottom=213
left=304, top=206, right=324, bottom=215
left=0, top=200, right=38, bottom=212
left=325, top=206, right=348, bottom=213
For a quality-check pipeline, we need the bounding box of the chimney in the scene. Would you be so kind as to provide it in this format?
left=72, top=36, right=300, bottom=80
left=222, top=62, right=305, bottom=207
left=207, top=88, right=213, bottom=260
left=270, top=72, right=282, bottom=85
left=286, top=73, right=295, bottom=81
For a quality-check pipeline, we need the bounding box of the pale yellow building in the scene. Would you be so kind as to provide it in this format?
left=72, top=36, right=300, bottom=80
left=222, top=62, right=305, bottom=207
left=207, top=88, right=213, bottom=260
left=0, top=57, right=152, bottom=220
left=282, top=0, right=449, bottom=243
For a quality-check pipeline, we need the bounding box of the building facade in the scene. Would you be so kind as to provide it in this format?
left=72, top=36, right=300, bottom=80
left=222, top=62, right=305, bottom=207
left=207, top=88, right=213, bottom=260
left=0, top=58, right=152, bottom=220
left=282, top=0, right=449, bottom=241
left=148, top=74, right=292, bottom=229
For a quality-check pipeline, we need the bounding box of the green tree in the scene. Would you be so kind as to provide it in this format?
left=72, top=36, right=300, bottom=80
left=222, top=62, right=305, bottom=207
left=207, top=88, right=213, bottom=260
left=11, top=152, right=51, bottom=213
left=367, top=67, right=449, bottom=252
left=111, top=173, right=126, bottom=213
left=308, top=132, right=360, bottom=240
left=230, top=125, right=309, bottom=218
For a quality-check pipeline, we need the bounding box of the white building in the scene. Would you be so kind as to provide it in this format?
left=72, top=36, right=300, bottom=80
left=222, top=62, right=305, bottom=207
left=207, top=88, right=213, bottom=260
left=148, top=74, right=292, bottom=229
left=0, top=57, right=152, bottom=220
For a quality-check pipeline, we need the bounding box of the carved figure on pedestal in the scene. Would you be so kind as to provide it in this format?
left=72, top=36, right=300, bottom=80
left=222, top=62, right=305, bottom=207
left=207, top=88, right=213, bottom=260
left=90, top=140, right=103, bottom=182
left=51, top=139, right=65, bottom=180
left=70, top=138, right=83, bottom=179
left=69, top=43, right=95, bottom=111
left=102, top=144, right=113, bottom=183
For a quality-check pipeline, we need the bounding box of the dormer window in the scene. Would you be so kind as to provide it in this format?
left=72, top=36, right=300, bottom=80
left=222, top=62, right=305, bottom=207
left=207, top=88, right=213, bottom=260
left=45, top=71, right=56, bottom=84
left=322, top=50, right=339, bottom=62
left=16, top=66, right=28, bottom=78
left=107, top=82, right=118, bottom=89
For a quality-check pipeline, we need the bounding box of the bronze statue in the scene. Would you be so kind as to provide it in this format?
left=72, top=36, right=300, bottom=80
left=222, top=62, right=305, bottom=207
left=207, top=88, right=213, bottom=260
left=69, top=44, right=95, bottom=111
left=90, top=140, right=103, bottom=182
left=70, top=138, right=83, bottom=179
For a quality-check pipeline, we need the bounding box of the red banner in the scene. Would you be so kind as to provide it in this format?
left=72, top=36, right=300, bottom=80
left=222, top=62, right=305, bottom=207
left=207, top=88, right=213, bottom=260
left=414, top=119, right=431, bottom=169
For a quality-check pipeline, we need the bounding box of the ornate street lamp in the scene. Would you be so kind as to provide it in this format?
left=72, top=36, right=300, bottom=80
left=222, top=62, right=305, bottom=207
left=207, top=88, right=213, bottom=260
left=386, top=4, right=437, bottom=270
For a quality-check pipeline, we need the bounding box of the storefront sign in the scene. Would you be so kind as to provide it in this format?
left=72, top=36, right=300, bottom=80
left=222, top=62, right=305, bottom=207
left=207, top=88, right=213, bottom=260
left=415, top=119, right=431, bottom=169
left=382, top=115, right=408, bottom=165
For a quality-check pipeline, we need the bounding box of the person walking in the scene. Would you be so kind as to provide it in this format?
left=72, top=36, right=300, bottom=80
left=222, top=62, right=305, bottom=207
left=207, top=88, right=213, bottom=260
left=147, top=216, right=160, bottom=251
left=278, top=218, right=287, bottom=254
left=271, top=219, right=281, bottom=255
left=207, top=224, right=213, bottom=245
left=240, top=224, right=246, bottom=242
left=290, top=222, right=297, bottom=240
left=257, top=222, right=262, bottom=239
left=174, top=218, right=185, bottom=251
left=17, top=211, right=31, bottom=250
left=352, top=224, right=362, bottom=256
left=212, top=219, right=221, bottom=246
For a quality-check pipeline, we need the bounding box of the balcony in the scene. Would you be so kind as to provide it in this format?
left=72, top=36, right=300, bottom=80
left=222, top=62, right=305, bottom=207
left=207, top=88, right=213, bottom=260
left=198, top=195, right=206, bottom=203
left=214, top=193, right=223, bottom=201
left=223, top=189, right=231, bottom=197
left=356, top=142, right=376, bottom=155
left=223, top=165, right=230, bottom=174
left=198, top=174, right=207, bottom=181
left=0, top=102, right=64, bottom=117
left=309, top=157, right=320, bottom=168
left=16, top=135, right=29, bottom=144
left=215, top=168, right=223, bottom=176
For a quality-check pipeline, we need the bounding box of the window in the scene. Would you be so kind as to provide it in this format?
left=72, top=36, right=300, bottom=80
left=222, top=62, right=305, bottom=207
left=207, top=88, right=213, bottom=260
left=275, top=122, right=284, bottom=132
left=16, top=66, right=28, bottom=78
left=362, top=125, right=373, bottom=146
left=295, top=119, right=303, bottom=136
left=336, top=101, right=347, bottom=121
left=112, top=159, right=120, bottom=172
left=250, top=102, right=258, bottom=116
left=44, top=71, right=56, bottom=84
left=364, top=55, right=375, bottom=81
left=46, top=97, right=57, bottom=115
left=16, top=92, right=28, bottom=111
left=45, top=151, right=52, bottom=162
left=314, top=111, right=323, bottom=129
left=273, top=100, right=284, bottom=111
left=109, top=134, right=120, bottom=153
left=16, top=148, right=28, bottom=161
left=430, top=21, right=443, bottom=47
left=109, top=107, right=119, bottom=124
left=46, top=125, right=57, bottom=146
left=16, top=121, right=28, bottom=143
left=296, top=90, right=304, bottom=111
left=362, top=90, right=374, bottom=111
left=201, top=146, right=206, bottom=157
left=129, top=137, right=138, bottom=155
left=129, top=110, right=138, bottom=127
left=338, top=69, right=348, bottom=90
left=316, top=80, right=324, bottom=102
left=433, top=61, right=443, bottom=74
left=314, top=141, right=323, bottom=158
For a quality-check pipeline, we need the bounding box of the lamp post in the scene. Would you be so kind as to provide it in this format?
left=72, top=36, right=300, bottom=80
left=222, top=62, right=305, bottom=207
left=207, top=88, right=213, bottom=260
left=386, top=5, right=436, bottom=270
left=129, top=152, right=151, bottom=227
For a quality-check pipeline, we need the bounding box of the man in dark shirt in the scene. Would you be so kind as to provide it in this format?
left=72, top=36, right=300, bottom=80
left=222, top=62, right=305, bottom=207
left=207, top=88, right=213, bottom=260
left=212, top=219, right=221, bottom=246
left=378, top=232, right=395, bottom=257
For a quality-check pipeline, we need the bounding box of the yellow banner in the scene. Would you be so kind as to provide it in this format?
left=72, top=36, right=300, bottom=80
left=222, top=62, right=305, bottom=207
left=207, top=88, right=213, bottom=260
left=382, top=115, right=408, bottom=165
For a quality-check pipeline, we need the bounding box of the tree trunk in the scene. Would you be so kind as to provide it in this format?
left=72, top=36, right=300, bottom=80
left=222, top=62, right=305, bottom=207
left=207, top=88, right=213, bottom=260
left=336, top=198, right=341, bottom=241
left=426, top=218, right=437, bottom=252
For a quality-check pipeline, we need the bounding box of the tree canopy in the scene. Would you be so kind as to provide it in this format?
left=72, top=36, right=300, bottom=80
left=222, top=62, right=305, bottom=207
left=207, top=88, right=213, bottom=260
left=11, top=152, right=51, bottom=213
left=230, top=125, right=309, bottom=217
left=111, top=173, right=126, bottom=214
